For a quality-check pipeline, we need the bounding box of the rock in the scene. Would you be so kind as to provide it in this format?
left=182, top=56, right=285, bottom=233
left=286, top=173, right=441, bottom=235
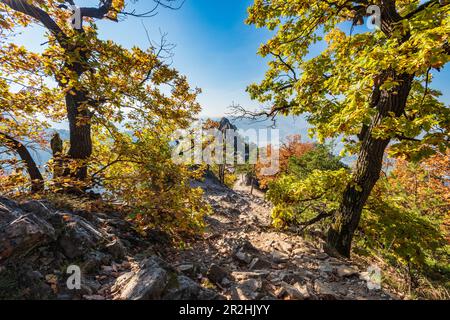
left=177, top=264, right=197, bottom=277
left=106, top=238, right=127, bottom=260
left=314, top=281, right=338, bottom=300
left=230, top=285, right=259, bottom=300
left=336, top=266, right=359, bottom=278
left=58, top=213, right=107, bottom=259
left=82, top=251, right=112, bottom=274
left=234, top=250, right=253, bottom=264
left=0, top=198, right=56, bottom=262
left=163, top=275, right=220, bottom=300
left=239, top=278, right=262, bottom=292
left=112, top=257, right=168, bottom=300
left=20, top=200, right=53, bottom=220
left=238, top=240, right=259, bottom=253
left=231, top=271, right=269, bottom=281
left=319, top=264, right=334, bottom=273
left=221, top=278, right=232, bottom=287
left=249, top=257, right=272, bottom=270
left=275, top=287, right=287, bottom=298
left=271, top=250, right=289, bottom=263
left=0, top=263, right=54, bottom=299
left=206, top=264, right=229, bottom=285
left=279, top=281, right=309, bottom=300
left=269, top=270, right=308, bottom=284
left=293, top=283, right=310, bottom=299
left=112, top=256, right=221, bottom=300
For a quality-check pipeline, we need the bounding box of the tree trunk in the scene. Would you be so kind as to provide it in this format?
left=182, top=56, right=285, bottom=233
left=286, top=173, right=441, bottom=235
left=326, top=73, right=414, bottom=257
left=0, top=132, right=44, bottom=193
left=65, top=92, right=92, bottom=181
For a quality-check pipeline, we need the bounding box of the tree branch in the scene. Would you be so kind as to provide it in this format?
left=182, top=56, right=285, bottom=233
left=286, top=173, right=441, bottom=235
left=0, top=132, right=44, bottom=193
left=400, top=0, right=441, bottom=20
left=0, top=0, right=67, bottom=44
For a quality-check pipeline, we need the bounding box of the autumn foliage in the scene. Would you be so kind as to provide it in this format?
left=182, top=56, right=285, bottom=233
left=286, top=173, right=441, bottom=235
left=0, top=0, right=208, bottom=237
left=256, top=135, right=313, bottom=189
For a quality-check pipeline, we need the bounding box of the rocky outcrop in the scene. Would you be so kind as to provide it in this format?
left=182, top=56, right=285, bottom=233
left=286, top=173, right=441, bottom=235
left=0, top=173, right=395, bottom=300
left=0, top=197, right=219, bottom=300
left=0, top=198, right=56, bottom=262
left=111, top=256, right=220, bottom=300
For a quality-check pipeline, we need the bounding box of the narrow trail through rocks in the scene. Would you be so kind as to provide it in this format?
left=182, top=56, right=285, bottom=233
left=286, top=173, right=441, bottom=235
left=0, top=175, right=395, bottom=300
left=166, top=176, right=394, bottom=300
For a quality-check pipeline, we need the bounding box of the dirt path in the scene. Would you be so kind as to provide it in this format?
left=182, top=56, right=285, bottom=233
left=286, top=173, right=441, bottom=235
left=167, top=176, right=394, bottom=300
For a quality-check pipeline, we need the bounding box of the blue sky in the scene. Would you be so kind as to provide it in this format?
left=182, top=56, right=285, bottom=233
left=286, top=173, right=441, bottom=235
left=15, top=0, right=450, bottom=118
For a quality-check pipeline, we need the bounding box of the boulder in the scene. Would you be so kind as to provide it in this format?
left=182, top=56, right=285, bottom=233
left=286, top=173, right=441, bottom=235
left=0, top=198, right=56, bottom=262
left=112, top=257, right=168, bottom=300
left=58, top=214, right=106, bottom=259
left=112, top=256, right=221, bottom=300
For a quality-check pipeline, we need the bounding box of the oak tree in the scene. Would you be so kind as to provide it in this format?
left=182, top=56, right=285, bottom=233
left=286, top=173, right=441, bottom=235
left=0, top=0, right=185, bottom=185
left=246, top=0, right=450, bottom=257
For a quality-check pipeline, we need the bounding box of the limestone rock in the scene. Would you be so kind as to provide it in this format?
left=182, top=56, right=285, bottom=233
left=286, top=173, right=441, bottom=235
left=112, top=257, right=168, bottom=300
left=58, top=214, right=106, bottom=259
left=0, top=198, right=56, bottom=262
left=336, top=266, right=359, bottom=278
left=314, top=281, right=338, bottom=300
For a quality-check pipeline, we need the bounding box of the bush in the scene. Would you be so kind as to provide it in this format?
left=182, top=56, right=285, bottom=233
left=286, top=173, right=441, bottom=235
left=91, top=127, right=210, bottom=239
left=266, top=146, right=450, bottom=298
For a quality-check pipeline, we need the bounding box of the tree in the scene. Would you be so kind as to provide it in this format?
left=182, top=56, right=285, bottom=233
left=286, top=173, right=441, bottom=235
left=1, top=1, right=209, bottom=235
left=359, top=151, right=449, bottom=295
left=0, top=18, right=63, bottom=192
left=289, top=143, right=347, bottom=179
left=245, top=0, right=450, bottom=257
left=267, top=146, right=348, bottom=230
left=0, top=0, right=185, bottom=186
left=256, top=134, right=314, bottom=188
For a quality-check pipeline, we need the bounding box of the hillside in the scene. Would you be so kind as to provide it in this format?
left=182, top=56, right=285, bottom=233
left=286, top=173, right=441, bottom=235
left=0, top=175, right=392, bottom=300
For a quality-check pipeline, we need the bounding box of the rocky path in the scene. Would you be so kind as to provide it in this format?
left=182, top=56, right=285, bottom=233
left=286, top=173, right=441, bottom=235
left=0, top=176, right=394, bottom=300
left=166, top=176, right=394, bottom=300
